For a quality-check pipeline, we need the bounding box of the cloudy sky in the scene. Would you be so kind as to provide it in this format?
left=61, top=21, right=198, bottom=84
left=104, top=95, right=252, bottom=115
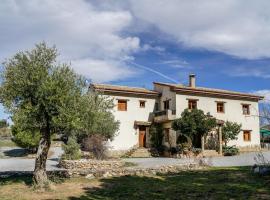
left=1, top=0, right=270, bottom=120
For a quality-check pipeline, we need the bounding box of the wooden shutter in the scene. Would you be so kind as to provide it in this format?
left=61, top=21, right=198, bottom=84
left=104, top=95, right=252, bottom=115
left=118, top=100, right=127, bottom=111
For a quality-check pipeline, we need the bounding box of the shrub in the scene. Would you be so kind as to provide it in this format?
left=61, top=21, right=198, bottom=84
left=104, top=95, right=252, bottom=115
left=223, top=145, right=239, bottom=156
left=149, top=123, right=164, bottom=155
left=62, top=137, right=81, bottom=160
left=82, top=134, right=108, bottom=160
left=11, top=125, right=40, bottom=153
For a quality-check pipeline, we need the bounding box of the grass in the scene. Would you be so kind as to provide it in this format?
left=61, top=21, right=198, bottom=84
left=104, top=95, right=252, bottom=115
left=0, top=139, right=17, bottom=148
left=0, top=167, right=269, bottom=200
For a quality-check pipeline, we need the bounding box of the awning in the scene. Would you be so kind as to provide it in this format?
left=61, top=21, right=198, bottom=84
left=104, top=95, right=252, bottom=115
left=260, top=129, right=270, bottom=137
left=134, top=121, right=152, bottom=127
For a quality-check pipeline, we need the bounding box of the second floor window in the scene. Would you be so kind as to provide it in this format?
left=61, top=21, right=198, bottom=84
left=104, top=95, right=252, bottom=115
left=217, top=102, right=225, bottom=113
left=188, top=99, right=197, bottom=110
left=163, top=100, right=170, bottom=110
left=242, top=104, right=250, bottom=115
left=139, top=100, right=145, bottom=108
left=118, top=100, right=127, bottom=111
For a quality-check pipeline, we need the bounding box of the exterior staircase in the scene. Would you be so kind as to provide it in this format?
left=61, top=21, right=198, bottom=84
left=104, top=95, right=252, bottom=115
left=124, top=147, right=152, bottom=158
left=202, top=150, right=220, bottom=157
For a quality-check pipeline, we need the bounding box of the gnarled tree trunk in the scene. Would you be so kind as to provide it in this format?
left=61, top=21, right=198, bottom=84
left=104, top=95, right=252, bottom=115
left=33, top=127, right=51, bottom=187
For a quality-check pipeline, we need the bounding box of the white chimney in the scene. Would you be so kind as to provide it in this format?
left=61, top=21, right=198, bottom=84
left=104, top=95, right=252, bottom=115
left=189, top=74, right=196, bottom=88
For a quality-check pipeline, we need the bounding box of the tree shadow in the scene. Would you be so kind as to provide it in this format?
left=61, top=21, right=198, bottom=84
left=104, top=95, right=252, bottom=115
left=68, top=167, right=270, bottom=200
left=3, top=148, right=28, bottom=157
left=0, top=173, right=33, bottom=186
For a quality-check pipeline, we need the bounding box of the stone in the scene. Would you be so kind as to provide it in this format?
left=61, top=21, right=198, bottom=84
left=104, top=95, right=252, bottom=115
left=85, top=174, right=95, bottom=179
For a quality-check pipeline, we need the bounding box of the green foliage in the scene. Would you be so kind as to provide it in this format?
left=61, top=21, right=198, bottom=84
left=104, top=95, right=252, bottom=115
left=62, top=137, right=81, bottom=160
left=11, top=125, right=40, bottom=152
left=222, top=121, right=241, bottom=146
left=172, top=109, right=217, bottom=147
left=149, top=123, right=164, bottom=154
left=75, top=93, right=119, bottom=142
left=0, top=42, right=119, bottom=185
left=0, top=119, right=8, bottom=128
left=223, top=145, right=239, bottom=156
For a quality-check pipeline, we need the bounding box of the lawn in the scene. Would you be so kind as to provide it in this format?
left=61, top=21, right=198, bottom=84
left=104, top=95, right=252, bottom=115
left=0, top=139, right=17, bottom=148
left=0, top=167, right=269, bottom=200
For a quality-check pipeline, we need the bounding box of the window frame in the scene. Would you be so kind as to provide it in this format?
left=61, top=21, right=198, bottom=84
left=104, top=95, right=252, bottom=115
left=139, top=100, right=146, bottom=108
left=242, top=104, right=250, bottom=115
left=188, top=99, right=198, bottom=110
left=117, top=99, right=127, bottom=111
left=163, top=100, right=170, bottom=110
left=243, top=130, right=251, bottom=142
left=216, top=102, right=225, bottom=113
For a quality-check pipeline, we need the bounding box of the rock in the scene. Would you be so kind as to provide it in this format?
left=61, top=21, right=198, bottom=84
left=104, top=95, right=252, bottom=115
left=85, top=174, right=95, bottom=179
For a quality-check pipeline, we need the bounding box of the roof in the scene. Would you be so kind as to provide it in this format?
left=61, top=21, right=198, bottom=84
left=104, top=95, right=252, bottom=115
left=90, top=83, right=160, bottom=97
left=153, top=82, right=264, bottom=101
left=261, top=125, right=270, bottom=130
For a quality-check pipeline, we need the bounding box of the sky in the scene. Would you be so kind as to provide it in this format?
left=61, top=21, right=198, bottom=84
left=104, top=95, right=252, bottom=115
left=1, top=0, right=270, bottom=121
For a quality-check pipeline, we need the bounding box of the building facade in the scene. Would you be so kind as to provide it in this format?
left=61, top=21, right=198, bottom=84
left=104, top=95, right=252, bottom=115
left=90, top=74, right=264, bottom=153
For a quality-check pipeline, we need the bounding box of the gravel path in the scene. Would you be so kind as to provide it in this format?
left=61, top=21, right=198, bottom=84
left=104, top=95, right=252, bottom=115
left=124, top=151, right=270, bottom=168
left=1, top=147, right=270, bottom=172
left=0, top=147, right=63, bottom=171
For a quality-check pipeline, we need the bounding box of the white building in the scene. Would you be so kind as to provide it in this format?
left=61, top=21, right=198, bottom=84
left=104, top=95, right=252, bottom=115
left=90, top=74, right=264, bottom=154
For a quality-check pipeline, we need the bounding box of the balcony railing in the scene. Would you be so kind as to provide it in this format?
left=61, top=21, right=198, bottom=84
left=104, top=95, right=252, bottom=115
left=153, top=109, right=176, bottom=122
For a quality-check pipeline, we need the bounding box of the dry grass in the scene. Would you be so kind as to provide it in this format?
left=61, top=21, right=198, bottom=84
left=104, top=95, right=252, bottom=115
left=0, top=167, right=269, bottom=200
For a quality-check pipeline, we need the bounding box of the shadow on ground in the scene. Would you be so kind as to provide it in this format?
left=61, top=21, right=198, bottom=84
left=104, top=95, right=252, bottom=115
left=69, top=167, right=270, bottom=200
left=3, top=148, right=29, bottom=157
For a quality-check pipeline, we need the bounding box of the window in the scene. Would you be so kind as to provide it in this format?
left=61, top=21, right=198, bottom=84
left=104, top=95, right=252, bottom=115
left=155, top=103, right=159, bottom=111
left=164, top=128, right=170, bottom=142
left=163, top=100, right=170, bottom=110
left=242, top=104, right=250, bottom=115
left=217, top=102, right=225, bottom=113
left=117, top=100, right=127, bottom=111
left=243, top=130, right=251, bottom=141
left=139, top=100, right=145, bottom=108
left=188, top=99, right=197, bottom=110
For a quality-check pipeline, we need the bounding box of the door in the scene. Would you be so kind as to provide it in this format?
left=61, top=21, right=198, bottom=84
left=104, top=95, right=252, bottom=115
left=139, top=126, right=146, bottom=147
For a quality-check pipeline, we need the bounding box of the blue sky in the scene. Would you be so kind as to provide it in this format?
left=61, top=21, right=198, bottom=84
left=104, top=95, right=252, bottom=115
left=1, top=0, right=270, bottom=121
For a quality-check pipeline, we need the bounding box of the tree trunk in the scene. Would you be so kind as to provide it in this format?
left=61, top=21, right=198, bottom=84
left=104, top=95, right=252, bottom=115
left=33, top=128, right=51, bottom=187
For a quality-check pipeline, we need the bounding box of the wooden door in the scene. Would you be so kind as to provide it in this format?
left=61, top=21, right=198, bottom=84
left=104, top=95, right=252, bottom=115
left=139, top=127, right=146, bottom=147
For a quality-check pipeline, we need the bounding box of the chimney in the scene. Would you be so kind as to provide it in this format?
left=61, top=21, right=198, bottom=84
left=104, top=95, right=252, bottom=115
left=189, top=74, right=196, bottom=88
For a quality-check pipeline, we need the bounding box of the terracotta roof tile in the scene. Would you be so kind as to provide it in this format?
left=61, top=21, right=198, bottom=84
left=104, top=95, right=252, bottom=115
left=90, top=83, right=159, bottom=96
left=153, top=82, right=264, bottom=101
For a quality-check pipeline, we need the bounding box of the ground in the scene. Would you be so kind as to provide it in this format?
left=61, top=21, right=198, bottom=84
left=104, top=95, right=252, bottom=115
left=0, top=167, right=269, bottom=200
left=1, top=146, right=270, bottom=171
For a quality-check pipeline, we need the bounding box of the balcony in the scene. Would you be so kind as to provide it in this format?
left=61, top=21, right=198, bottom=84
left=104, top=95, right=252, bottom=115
left=153, top=109, right=176, bottom=123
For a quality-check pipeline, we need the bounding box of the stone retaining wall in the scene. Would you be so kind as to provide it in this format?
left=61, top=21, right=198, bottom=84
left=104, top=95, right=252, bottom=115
left=59, top=159, right=125, bottom=170
left=60, top=159, right=202, bottom=179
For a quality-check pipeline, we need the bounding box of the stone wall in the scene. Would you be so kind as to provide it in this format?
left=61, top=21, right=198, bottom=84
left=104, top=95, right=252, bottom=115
left=59, top=159, right=203, bottom=179
left=59, top=159, right=124, bottom=170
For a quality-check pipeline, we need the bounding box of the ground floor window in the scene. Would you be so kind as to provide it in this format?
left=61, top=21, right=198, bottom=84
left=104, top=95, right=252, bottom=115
left=243, top=130, right=251, bottom=141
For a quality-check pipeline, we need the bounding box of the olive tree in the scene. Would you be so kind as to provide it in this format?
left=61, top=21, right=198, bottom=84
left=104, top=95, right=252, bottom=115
left=0, top=43, right=119, bottom=187
left=222, top=121, right=241, bottom=147
left=172, top=109, right=217, bottom=148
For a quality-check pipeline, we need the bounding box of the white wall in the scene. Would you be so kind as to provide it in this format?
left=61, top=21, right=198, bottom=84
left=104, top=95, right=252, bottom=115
left=175, top=94, right=260, bottom=147
left=106, top=95, right=156, bottom=150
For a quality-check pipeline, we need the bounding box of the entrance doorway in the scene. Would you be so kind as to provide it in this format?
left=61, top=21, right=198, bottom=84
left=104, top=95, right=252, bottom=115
left=139, top=126, right=146, bottom=148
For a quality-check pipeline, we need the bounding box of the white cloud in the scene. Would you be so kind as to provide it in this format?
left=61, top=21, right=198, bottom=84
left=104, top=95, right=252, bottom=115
left=71, top=58, right=138, bottom=83
left=253, top=90, right=270, bottom=103
left=225, top=66, right=270, bottom=79
left=128, top=0, right=270, bottom=59
left=0, top=0, right=140, bottom=82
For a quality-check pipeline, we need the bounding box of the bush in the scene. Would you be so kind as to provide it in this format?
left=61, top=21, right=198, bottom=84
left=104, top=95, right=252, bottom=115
left=11, top=125, right=40, bottom=153
left=223, top=145, right=239, bottom=156
left=82, top=134, right=108, bottom=160
left=62, top=137, right=81, bottom=160
left=149, top=123, right=164, bottom=156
